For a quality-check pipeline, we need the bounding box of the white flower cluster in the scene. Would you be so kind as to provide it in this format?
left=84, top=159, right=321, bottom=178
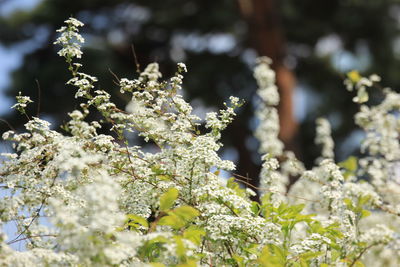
left=67, top=72, right=98, bottom=98
left=254, top=57, right=283, bottom=156
left=259, top=154, right=288, bottom=205
left=315, top=117, right=335, bottom=161
left=290, top=233, right=331, bottom=255
left=355, top=89, right=400, bottom=161
left=1, top=17, right=400, bottom=266
left=49, top=172, right=138, bottom=266
left=11, top=91, right=33, bottom=114
left=53, top=17, right=85, bottom=60
left=256, top=61, right=400, bottom=265
left=344, top=71, right=381, bottom=103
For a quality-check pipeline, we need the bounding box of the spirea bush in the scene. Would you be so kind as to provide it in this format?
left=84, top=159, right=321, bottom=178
left=0, top=17, right=399, bottom=267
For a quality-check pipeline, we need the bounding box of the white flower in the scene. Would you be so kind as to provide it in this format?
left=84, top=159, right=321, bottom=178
left=315, top=117, right=335, bottom=161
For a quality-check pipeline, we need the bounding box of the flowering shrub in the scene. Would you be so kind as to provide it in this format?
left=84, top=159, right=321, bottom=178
left=1, top=17, right=400, bottom=266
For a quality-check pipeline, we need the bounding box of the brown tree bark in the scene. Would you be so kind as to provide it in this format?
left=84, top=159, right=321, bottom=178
left=237, top=0, right=300, bottom=196
left=239, top=0, right=298, bottom=149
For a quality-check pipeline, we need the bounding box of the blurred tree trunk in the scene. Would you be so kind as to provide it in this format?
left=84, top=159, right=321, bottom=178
left=237, top=0, right=299, bottom=195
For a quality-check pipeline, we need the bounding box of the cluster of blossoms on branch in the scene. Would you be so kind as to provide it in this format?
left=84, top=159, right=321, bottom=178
left=0, top=17, right=400, bottom=266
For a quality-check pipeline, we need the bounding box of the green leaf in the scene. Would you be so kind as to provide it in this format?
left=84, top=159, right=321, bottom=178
left=361, top=209, right=371, bottom=218
left=139, top=239, right=167, bottom=261
left=172, top=205, right=200, bottom=221
left=159, top=187, right=179, bottom=211
left=353, top=260, right=366, bottom=267
left=343, top=198, right=353, bottom=206
left=158, top=214, right=184, bottom=229
left=149, top=236, right=169, bottom=244
left=226, top=177, right=238, bottom=189
left=151, top=164, right=164, bottom=175
left=233, top=254, right=245, bottom=267
left=226, top=177, right=246, bottom=197
left=183, top=226, right=206, bottom=245
left=291, top=204, right=305, bottom=214
left=158, top=206, right=200, bottom=230
left=298, top=251, right=324, bottom=261
left=243, top=244, right=259, bottom=255
left=174, top=236, right=186, bottom=259
left=251, top=201, right=261, bottom=216
left=339, top=156, right=358, bottom=172
left=157, top=175, right=171, bottom=181
left=358, top=195, right=372, bottom=206
left=177, top=260, right=197, bottom=267
left=126, top=214, right=149, bottom=229
left=347, top=70, right=361, bottom=83
left=258, top=245, right=285, bottom=267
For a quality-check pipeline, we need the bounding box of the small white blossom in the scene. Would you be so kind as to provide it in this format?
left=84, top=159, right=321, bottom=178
left=315, top=117, right=335, bottom=161
left=11, top=91, right=33, bottom=113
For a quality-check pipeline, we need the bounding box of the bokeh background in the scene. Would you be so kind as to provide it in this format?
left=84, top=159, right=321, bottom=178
left=1, top=0, right=400, bottom=191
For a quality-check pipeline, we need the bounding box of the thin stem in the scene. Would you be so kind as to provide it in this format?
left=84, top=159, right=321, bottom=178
left=7, top=234, right=57, bottom=245
left=349, top=244, right=375, bottom=267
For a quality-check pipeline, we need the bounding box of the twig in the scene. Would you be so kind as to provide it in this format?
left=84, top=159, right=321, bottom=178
left=7, top=202, right=45, bottom=245
left=349, top=244, right=375, bottom=267
left=0, top=118, right=16, bottom=132
left=232, top=173, right=322, bottom=204
left=35, top=79, right=42, bottom=118
left=7, top=234, right=57, bottom=245
left=108, top=68, right=120, bottom=86
left=131, top=44, right=141, bottom=74
left=7, top=175, right=58, bottom=245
